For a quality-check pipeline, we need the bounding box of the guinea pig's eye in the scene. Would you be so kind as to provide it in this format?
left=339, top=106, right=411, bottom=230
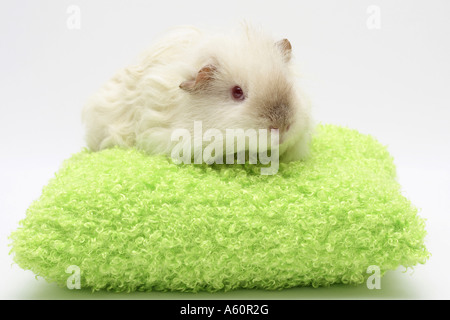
left=231, top=86, right=245, bottom=101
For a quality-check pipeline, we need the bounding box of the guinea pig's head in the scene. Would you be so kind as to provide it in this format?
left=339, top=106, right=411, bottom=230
left=179, top=27, right=310, bottom=151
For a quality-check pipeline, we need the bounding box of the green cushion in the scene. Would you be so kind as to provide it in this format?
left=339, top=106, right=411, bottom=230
left=9, top=124, right=429, bottom=292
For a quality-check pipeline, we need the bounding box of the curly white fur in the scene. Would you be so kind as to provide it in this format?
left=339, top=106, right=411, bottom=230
left=82, top=24, right=313, bottom=162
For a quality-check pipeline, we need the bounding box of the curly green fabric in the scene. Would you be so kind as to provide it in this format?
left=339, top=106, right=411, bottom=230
left=9, top=124, right=429, bottom=292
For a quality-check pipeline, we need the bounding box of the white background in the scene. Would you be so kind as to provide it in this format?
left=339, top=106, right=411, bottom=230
left=1, top=0, right=449, bottom=299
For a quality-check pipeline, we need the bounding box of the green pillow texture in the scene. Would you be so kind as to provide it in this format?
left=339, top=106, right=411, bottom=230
left=9, top=124, right=429, bottom=292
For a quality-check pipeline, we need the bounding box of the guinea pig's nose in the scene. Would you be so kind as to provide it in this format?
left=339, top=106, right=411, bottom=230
left=269, top=126, right=279, bottom=132
left=269, top=124, right=290, bottom=133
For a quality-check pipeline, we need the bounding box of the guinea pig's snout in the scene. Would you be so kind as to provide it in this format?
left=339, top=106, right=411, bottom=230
left=269, top=123, right=291, bottom=134
left=265, top=103, right=293, bottom=138
left=268, top=122, right=291, bottom=144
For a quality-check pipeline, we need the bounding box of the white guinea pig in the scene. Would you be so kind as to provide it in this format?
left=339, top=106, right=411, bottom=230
left=82, top=24, right=313, bottom=163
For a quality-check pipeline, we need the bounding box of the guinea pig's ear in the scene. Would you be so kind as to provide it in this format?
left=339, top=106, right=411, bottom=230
left=276, top=39, right=292, bottom=63
left=180, top=65, right=216, bottom=92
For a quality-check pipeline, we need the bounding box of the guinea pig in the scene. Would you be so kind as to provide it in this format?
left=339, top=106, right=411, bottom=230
left=82, top=24, right=313, bottom=163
